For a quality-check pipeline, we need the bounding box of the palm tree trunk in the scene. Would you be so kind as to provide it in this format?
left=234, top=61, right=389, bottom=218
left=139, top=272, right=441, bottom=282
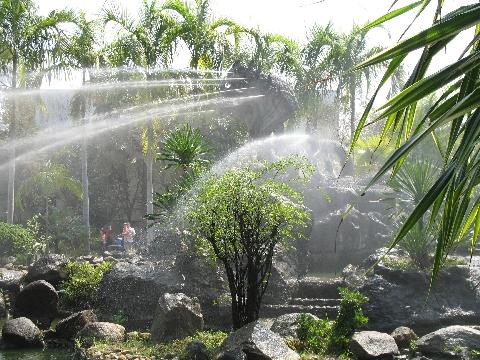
left=7, top=54, right=18, bottom=224
left=81, top=69, right=91, bottom=253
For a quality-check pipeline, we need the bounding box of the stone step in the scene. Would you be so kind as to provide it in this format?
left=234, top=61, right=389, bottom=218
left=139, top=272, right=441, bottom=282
left=295, top=277, right=344, bottom=299
left=289, top=298, right=341, bottom=306
left=260, top=304, right=339, bottom=320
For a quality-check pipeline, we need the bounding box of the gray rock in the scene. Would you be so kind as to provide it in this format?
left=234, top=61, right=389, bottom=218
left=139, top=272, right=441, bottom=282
left=355, top=265, right=480, bottom=334
left=77, top=322, right=125, bottom=347
left=391, top=327, right=417, bottom=349
left=150, top=293, right=204, bottom=342
left=350, top=331, right=399, bottom=359
left=416, top=325, right=480, bottom=356
left=1, top=317, right=43, bottom=348
left=186, top=340, right=209, bottom=360
left=270, top=313, right=319, bottom=339
left=24, top=254, right=68, bottom=287
left=55, top=310, right=98, bottom=340
left=14, top=280, right=58, bottom=329
left=0, top=268, right=27, bottom=294
left=220, top=321, right=300, bottom=360
left=97, top=259, right=182, bottom=329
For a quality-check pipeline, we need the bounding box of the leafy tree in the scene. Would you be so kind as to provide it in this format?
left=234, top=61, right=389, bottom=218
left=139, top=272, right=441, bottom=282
left=350, top=2, right=480, bottom=281
left=16, top=161, right=82, bottom=253
left=0, top=0, right=76, bottom=224
left=187, top=156, right=313, bottom=329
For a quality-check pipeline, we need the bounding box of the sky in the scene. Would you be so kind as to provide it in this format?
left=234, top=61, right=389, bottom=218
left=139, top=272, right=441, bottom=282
left=34, top=0, right=474, bottom=87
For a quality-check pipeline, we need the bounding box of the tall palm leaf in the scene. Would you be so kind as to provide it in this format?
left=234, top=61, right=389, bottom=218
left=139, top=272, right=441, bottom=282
left=350, top=2, right=480, bottom=282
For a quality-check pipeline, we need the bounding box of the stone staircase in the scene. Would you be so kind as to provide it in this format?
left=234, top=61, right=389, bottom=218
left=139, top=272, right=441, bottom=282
left=260, top=276, right=343, bottom=319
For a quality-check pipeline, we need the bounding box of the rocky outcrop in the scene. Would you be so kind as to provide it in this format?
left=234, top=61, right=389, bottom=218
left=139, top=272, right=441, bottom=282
left=55, top=310, right=98, bottom=340
left=271, top=313, right=319, bottom=340
left=77, top=322, right=125, bottom=347
left=1, top=317, right=43, bottom=348
left=14, top=280, right=58, bottom=329
left=349, top=331, right=398, bottom=360
left=347, top=262, right=480, bottom=334
left=0, top=291, right=6, bottom=318
left=150, top=293, right=204, bottom=343
left=390, top=326, right=417, bottom=349
left=416, top=325, right=480, bottom=357
left=186, top=340, right=209, bottom=360
left=97, top=259, right=182, bottom=329
left=24, top=254, right=68, bottom=287
left=219, top=321, right=300, bottom=360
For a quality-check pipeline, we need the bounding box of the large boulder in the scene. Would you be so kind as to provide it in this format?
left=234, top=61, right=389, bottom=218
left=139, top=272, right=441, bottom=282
left=390, top=326, right=417, bottom=349
left=1, top=317, right=43, bottom=348
left=352, top=264, right=480, bottom=334
left=77, top=322, right=125, bottom=347
left=150, top=293, right=204, bottom=342
left=14, top=280, right=58, bottom=329
left=97, top=259, right=182, bottom=329
left=349, top=331, right=398, bottom=360
left=416, top=325, right=480, bottom=356
left=219, top=321, right=300, bottom=360
left=55, top=310, right=98, bottom=340
left=270, top=313, right=319, bottom=340
left=24, top=254, right=68, bottom=287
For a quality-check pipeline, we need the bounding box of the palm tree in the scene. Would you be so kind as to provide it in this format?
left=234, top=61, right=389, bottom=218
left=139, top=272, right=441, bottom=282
left=0, top=0, right=76, bottom=224
left=67, top=11, right=101, bottom=253
left=102, top=0, right=179, bottom=237
left=161, top=0, right=240, bottom=70
left=350, top=2, right=480, bottom=280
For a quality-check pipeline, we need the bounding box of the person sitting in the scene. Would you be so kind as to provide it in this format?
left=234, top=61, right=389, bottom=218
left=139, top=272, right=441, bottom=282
left=122, top=222, right=136, bottom=253
left=99, top=227, right=107, bottom=253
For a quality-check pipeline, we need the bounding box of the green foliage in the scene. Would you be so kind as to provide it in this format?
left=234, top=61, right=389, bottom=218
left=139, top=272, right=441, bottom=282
left=351, top=2, right=480, bottom=282
left=111, top=310, right=128, bottom=326
left=157, top=124, right=210, bottom=170
left=60, top=261, right=112, bottom=307
left=296, top=288, right=368, bottom=356
left=0, top=217, right=47, bottom=264
left=187, top=155, right=314, bottom=328
left=354, top=134, right=394, bottom=175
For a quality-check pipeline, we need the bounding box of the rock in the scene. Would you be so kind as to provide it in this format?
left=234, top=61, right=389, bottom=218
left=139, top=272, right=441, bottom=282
left=270, top=313, right=319, bottom=339
left=97, top=259, right=182, bottom=329
left=0, top=268, right=27, bottom=294
left=186, top=340, right=209, bottom=360
left=391, top=327, right=417, bottom=349
left=354, top=264, right=480, bottom=334
left=416, top=325, right=480, bottom=356
left=14, top=280, right=58, bottom=329
left=350, top=331, right=399, bottom=360
left=77, top=322, right=125, bottom=347
left=1, top=317, right=43, bottom=348
left=24, top=254, right=68, bottom=288
left=55, top=310, right=98, bottom=340
left=150, top=293, right=204, bottom=342
left=220, top=321, right=300, bottom=360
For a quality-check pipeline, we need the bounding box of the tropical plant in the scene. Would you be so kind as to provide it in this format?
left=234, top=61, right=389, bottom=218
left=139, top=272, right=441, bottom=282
left=187, top=156, right=313, bottom=329
left=158, top=123, right=210, bottom=171
left=350, top=2, right=480, bottom=281
left=0, top=0, right=76, bottom=224
left=161, top=0, right=240, bottom=70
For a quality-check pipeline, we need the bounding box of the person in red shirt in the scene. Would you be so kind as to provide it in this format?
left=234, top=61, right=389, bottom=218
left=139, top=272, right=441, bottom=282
left=106, top=224, right=113, bottom=246
left=99, top=227, right=107, bottom=253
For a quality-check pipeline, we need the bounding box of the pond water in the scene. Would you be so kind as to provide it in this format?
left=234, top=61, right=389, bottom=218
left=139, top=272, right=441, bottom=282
left=0, top=349, right=71, bottom=360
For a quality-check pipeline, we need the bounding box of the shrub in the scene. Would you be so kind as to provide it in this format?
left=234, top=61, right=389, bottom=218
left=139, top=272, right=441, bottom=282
left=296, top=288, right=368, bottom=356
left=60, top=261, right=112, bottom=307
left=0, top=219, right=47, bottom=264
